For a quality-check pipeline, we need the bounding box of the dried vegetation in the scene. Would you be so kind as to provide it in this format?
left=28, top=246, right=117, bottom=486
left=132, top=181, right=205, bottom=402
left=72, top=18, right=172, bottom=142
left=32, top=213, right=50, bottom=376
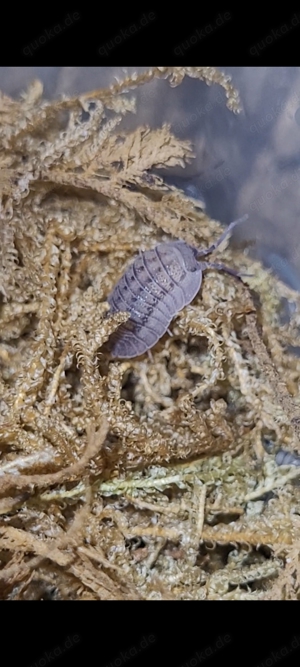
left=1, top=67, right=300, bottom=599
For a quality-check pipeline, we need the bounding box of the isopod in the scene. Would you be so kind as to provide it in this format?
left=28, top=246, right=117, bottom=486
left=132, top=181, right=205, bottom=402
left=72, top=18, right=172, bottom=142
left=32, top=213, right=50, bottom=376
left=262, top=438, right=300, bottom=467
left=275, top=449, right=300, bottom=467
left=106, top=214, right=248, bottom=359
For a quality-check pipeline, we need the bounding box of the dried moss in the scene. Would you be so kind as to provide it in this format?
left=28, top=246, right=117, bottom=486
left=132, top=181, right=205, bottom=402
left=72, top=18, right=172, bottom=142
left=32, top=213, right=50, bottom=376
left=0, top=67, right=300, bottom=600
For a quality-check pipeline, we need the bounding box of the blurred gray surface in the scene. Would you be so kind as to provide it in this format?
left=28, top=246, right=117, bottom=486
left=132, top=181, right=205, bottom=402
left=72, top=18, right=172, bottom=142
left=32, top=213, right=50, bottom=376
left=1, top=67, right=300, bottom=289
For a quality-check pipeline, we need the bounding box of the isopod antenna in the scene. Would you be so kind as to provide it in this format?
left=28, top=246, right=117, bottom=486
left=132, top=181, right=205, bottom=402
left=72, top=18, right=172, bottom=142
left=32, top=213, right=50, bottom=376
left=196, top=214, right=249, bottom=258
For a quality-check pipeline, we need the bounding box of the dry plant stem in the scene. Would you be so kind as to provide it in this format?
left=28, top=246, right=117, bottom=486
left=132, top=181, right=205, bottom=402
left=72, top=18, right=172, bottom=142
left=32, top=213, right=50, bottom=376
left=242, top=284, right=300, bottom=446
left=65, top=67, right=241, bottom=114
left=0, top=422, right=107, bottom=496
left=245, top=465, right=300, bottom=501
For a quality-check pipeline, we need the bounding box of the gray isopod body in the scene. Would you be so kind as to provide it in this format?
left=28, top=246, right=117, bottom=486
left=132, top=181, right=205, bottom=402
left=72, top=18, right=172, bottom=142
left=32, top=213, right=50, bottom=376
left=262, top=438, right=300, bottom=468
left=275, top=449, right=300, bottom=467
left=106, top=215, right=248, bottom=359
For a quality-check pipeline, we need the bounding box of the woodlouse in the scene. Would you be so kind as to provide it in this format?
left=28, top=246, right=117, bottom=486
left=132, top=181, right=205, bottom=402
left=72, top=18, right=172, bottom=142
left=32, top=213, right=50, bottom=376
left=106, top=214, right=248, bottom=359
left=262, top=439, right=300, bottom=467
left=275, top=449, right=300, bottom=467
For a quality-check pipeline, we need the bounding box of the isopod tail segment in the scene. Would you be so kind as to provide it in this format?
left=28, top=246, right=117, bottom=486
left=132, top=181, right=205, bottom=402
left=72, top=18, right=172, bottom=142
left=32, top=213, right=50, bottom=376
left=196, top=214, right=252, bottom=279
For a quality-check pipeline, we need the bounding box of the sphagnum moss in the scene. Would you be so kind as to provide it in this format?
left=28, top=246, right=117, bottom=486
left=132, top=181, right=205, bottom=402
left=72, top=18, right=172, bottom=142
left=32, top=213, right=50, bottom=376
left=0, top=67, right=300, bottom=599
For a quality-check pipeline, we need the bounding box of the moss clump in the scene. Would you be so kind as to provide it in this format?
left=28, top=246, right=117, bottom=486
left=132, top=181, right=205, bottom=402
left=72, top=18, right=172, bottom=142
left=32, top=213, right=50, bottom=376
left=0, top=67, right=300, bottom=600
